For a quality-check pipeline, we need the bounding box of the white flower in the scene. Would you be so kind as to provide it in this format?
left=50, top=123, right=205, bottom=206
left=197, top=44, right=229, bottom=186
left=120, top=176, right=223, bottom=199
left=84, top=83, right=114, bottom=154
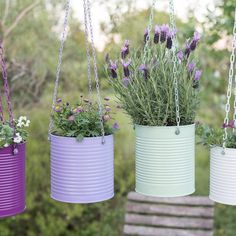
left=17, top=122, right=23, bottom=127
left=4, top=143, right=9, bottom=147
left=19, top=116, right=27, bottom=122
left=14, top=133, right=23, bottom=143
left=25, top=120, right=30, bottom=127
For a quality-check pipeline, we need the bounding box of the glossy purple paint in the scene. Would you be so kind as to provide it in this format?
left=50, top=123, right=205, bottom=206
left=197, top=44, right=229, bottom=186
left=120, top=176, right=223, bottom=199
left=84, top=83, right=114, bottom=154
left=0, top=143, right=26, bottom=218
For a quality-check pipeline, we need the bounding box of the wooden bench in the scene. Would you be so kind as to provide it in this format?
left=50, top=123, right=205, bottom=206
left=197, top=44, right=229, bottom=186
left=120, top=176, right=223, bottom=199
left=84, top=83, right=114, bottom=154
left=123, top=192, right=215, bottom=236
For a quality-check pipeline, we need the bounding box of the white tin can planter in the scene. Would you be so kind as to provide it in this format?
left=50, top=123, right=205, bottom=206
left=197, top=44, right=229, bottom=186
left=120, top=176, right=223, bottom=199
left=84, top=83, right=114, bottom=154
left=135, top=124, right=195, bottom=197
left=210, top=147, right=236, bottom=205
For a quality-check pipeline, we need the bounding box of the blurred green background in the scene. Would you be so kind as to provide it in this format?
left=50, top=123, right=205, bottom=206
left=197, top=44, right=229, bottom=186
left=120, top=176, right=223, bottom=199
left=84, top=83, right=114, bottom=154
left=0, top=0, right=236, bottom=235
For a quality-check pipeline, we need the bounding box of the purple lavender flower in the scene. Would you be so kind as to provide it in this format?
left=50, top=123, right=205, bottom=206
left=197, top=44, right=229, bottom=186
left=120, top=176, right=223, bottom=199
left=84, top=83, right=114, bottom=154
left=190, top=31, right=201, bottom=51
left=160, top=24, right=169, bottom=43
left=122, top=77, right=130, bottom=87
left=154, top=25, right=161, bottom=44
left=194, top=70, right=202, bottom=81
left=228, top=120, right=235, bottom=128
left=188, top=62, right=195, bottom=73
left=105, top=105, right=111, bottom=111
left=177, top=51, right=184, bottom=61
left=113, top=122, right=119, bottom=129
left=222, top=123, right=227, bottom=128
left=139, top=64, right=149, bottom=80
left=122, top=59, right=131, bottom=77
left=144, top=29, right=149, bottom=43
left=109, top=60, right=118, bottom=78
left=56, top=98, right=62, bottom=103
left=184, top=41, right=191, bottom=58
left=166, top=32, right=172, bottom=49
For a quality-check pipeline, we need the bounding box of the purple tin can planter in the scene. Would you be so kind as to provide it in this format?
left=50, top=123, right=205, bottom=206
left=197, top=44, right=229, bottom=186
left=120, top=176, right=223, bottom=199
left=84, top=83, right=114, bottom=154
left=0, top=143, right=26, bottom=218
left=50, top=134, right=114, bottom=203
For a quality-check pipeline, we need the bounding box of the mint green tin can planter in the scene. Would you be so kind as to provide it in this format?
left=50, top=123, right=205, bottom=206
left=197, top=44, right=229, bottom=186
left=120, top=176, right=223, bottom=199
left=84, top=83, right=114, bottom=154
left=135, top=124, right=195, bottom=197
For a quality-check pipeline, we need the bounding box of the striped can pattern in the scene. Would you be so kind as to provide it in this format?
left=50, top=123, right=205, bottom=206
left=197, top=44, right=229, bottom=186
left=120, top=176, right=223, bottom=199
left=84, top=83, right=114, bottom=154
left=210, top=147, right=236, bottom=205
left=50, top=134, right=114, bottom=203
left=0, top=143, right=26, bottom=218
left=135, top=124, right=195, bottom=197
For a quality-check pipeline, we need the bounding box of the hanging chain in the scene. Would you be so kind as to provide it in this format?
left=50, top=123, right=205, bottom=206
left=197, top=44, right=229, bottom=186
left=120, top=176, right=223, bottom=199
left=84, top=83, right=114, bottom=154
left=143, top=0, right=157, bottom=64
left=222, top=8, right=236, bottom=153
left=169, top=0, right=180, bottom=134
left=0, top=45, right=5, bottom=122
left=0, top=44, right=14, bottom=127
left=48, top=0, right=71, bottom=138
left=86, top=0, right=105, bottom=143
left=232, top=9, right=236, bottom=131
left=83, top=0, right=93, bottom=97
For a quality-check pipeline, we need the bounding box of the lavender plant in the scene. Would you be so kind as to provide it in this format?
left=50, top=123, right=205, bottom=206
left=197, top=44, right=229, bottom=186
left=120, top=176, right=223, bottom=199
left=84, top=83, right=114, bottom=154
left=52, top=96, right=118, bottom=141
left=196, top=121, right=236, bottom=149
left=106, top=24, right=202, bottom=126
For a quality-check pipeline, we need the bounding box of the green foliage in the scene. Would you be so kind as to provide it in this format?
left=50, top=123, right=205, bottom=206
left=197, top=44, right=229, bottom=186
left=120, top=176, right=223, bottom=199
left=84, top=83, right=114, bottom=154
left=0, top=116, right=30, bottom=148
left=196, top=123, right=236, bottom=149
left=106, top=27, right=201, bottom=126
left=52, top=97, right=117, bottom=140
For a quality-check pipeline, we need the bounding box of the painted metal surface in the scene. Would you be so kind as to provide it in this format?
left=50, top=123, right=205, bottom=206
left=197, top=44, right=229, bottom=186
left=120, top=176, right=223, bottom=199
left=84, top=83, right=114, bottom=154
left=210, top=147, right=236, bottom=205
left=50, top=134, right=114, bottom=203
left=135, top=124, right=195, bottom=197
left=0, top=143, right=26, bottom=218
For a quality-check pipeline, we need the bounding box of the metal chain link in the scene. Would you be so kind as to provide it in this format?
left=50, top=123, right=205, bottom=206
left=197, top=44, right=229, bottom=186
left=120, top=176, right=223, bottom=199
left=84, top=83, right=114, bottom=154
left=83, top=0, right=93, bottom=97
left=48, top=0, right=71, bottom=138
left=143, top=0, right=157, bottom=64
left=222, top=8, right=236, bottom=153
left=86, top=0, right=105, bottom=143
left=169, top=0, right=180, bottom=134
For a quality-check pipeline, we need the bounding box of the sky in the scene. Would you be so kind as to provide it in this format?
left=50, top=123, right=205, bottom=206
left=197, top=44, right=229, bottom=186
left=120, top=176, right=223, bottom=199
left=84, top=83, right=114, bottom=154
left=71, top=0, right=216, bottom=50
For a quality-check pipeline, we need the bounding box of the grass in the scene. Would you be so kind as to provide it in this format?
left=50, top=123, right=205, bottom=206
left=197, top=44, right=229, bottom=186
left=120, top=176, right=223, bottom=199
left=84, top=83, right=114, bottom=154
left=0, top=92, right=235, bottom=236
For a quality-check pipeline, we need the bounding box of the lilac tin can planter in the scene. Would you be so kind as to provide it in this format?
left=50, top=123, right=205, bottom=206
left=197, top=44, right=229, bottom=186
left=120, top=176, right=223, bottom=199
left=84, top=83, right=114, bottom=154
left=0, top=143, right=26, bottom=218
left=50, top=134, right=114, bottom=203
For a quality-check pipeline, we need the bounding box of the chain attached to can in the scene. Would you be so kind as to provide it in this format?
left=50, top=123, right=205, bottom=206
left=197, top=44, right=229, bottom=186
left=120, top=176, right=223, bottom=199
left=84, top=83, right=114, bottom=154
left=222, top=8, right=236, bottom=154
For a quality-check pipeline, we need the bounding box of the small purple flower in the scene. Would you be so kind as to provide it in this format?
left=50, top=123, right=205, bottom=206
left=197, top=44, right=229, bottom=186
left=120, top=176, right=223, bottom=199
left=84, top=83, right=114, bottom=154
left=194, top=70, right=202, bottom=81
left=104, top=97, right=110, bottom=101
left=122, top=59, right=131, bottom=77
left=177, top=51, right=184, bottom=61
left=188, top=62, right=195, bottom=73
left=56, top=98, right=62, bottom=103
left=139, top=64, right=149, bottom=80
left=122, top=77, right=130, bottom=87
left=105, top=105, right=111, bottom=111
left=154, top=25, right=161, bottom=44
left=109, top=60, right=118, bottom=78
left=103, top=114, right=111, bottom=122
left=166, top=32, right=172, bottom=49
left=190, top=31, right=201, bottom=51
left=113, top=122, right=119, bottom=130
left=68, top=115, right=75, bottom=121
left=184, top=41, right=191, bottom=58
left=228, top=120, right=235, bottom=128
left=144, top=29, right=149, bottom=43
left=160, top=24, right=169, bottom=43
left=54, top=105, right=62, bottom=112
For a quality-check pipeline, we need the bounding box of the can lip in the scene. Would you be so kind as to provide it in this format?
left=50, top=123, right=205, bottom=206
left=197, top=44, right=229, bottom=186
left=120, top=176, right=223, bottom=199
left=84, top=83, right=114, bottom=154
left=211, top=146, right=236, bottom=152
left=134, top=123, right=195, bottom=129
left=50, top=133, right=113, bottom=140
left=0, top=142, right=26, bottom=155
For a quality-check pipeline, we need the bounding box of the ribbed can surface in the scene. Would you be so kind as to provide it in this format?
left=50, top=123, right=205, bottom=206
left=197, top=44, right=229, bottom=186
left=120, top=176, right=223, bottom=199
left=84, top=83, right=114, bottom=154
left=0, top=143, right=26, bottom=218
left=135, top=124, right=195, bottom=197
left=50, top=134, right=114, bottom=203
left=210, top=147, right=236, bottom=205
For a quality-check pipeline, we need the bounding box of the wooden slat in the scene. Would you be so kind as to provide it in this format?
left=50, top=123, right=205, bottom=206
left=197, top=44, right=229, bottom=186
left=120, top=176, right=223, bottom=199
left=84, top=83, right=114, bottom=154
left=125, top=213, right=214, bottom=230
left=126, top=202, right=214, bottom=218
left=124, top=225, right=213, bottom=236
left=127, top=192, right=214, bottom=206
